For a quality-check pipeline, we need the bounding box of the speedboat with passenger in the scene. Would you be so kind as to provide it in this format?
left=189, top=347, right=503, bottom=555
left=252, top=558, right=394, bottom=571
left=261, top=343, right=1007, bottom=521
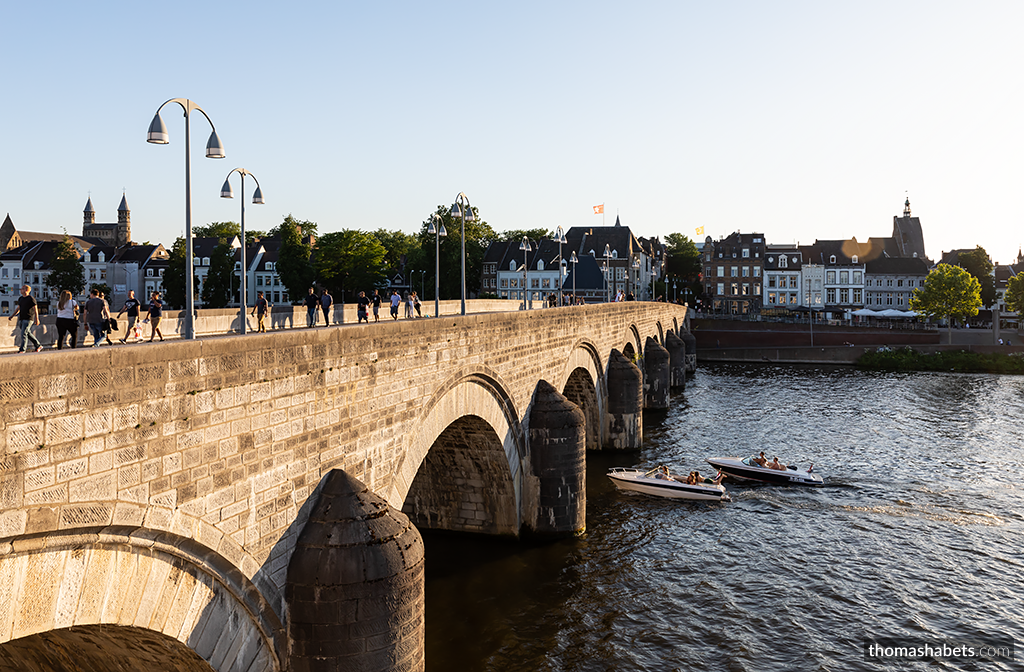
left=705, top=456, right=823, bottom=486
left=607, top=466, right=731, bottom=502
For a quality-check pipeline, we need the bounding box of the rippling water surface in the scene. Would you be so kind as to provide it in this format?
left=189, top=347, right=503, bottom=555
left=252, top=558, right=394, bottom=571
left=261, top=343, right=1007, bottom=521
left=424, top=364, right=1024, bottom=671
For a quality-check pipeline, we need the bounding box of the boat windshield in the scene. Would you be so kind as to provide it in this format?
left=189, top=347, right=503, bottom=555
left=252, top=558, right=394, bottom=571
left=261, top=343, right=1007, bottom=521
left=742, top=456, right=755, bottom=466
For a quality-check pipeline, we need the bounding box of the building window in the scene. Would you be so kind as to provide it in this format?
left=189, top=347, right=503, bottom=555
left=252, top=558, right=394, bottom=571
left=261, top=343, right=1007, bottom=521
left=731, top=266, right=738, bottom=277
left=830, top=255, right=837, bottom=263
left=730, top=283, right=739, bottom=295
left=886, top=293, right=894, bottom=305
left=851, top=255, right=858, bottom=264
left=768, top=276, right=776, bottom=288
left=717, top=266, right=724, bottom=277
left=853, top=271, right=862, bottom=284
left=742, top=266, right=750, bottom=277
left=768, top=293, right=776, bottom=304
left=256, top=276, right=263, bottom=286
left=853, top=289, right=862, bottom=303
left=741, top=283, right=749, bottom=295
left=840, top=271, right=849, bottom=284
left=531, top=278, right=540, bottom=288
left=753, top=267, right=761, bottom=277
left=742, top=248, right=750, bottom=258
left=840, top=289, right=849, bottom=303
left=542, top=278, right=550, bottom=288
left=779, top=255, right=787, bottom=269
left=500, top=279, right=508, bottom=288
left=827, top=288, right=836, bottom=303
left=897, top=279, right=904, bottom=287
left=887, top=279, right=893, bottom=287
left=826, top=271, right=836, bottom=284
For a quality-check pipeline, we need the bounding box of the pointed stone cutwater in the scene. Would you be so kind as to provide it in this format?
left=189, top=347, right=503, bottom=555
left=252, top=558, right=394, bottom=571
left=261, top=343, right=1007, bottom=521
left=665, top=331, right=686, bottom=390
left=286, top=469, right=425, bottom=672
left=605, top=348, right=643, bottom=449
left=643, top=336, right=670, bottom=410
left=528, top=379, right=587, bottom=536
left=680, top=330, right=698, bottom=374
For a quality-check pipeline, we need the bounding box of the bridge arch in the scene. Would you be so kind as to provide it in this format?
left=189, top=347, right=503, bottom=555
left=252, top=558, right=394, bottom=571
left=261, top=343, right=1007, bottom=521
left=388, top=368, right=525, bottom=535
left=0, top=527, right=285, bottom=672
left=557, top=340, right=606, bottom=452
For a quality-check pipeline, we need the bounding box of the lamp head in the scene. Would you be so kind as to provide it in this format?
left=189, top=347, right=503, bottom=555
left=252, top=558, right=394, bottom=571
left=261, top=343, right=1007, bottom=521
left=205, top=130, right=226, bottom=159
left=570, top=251, right=578, bottom=263
left=520, top=236, right=531, bottom=252
left=220, top=179, right=233, bottom=199
left=464, top=207, right=475, bottom=222
left=604, top=244, right=611, bottom=256
left=450, top=202, right=462, bottom=219
left=439, top=223, right=447, bottom=237
left=147, top=113, right=169, bottom=144
left=428, top=220, right=436, bottom=235
left=556, top=226, right=566, bottom=244
left=252, top=186, right=265, bottom=205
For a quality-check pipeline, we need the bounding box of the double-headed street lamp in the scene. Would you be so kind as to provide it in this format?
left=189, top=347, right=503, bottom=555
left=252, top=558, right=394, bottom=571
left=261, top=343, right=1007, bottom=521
left=220, top=168, right=264, bottom=334
left=427, top=214, right=447, bottom=318
left=555, top=226, right=567, bottom=306
left=631, top=257, right=640, bottom=299
left=519, top=236, right=532, bottom=310
left=450, top=192, right=473, bottom=316
left=147, top=98, right=226, bottom=339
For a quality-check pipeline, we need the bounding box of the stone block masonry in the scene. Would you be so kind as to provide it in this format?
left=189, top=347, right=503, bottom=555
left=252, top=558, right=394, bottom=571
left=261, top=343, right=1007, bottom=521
left=0, top=301, right=687, bottom=669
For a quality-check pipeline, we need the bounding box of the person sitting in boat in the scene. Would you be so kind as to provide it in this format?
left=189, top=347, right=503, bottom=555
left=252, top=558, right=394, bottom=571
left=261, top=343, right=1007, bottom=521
left=683, top=471, right=698, bottom=485
left=753, top=452, right=768, bottom=468
left=769, top=456, right=788, bottom=471
left=654, top=466, right=671, bottom=480
left=691, top=470, right=725, bottom=486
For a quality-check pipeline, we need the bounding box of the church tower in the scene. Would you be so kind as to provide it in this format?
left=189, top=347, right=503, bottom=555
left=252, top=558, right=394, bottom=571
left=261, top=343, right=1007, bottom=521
left=83, top=197, right=96, bottom=227
left=117, top=193, right=131, bottom=246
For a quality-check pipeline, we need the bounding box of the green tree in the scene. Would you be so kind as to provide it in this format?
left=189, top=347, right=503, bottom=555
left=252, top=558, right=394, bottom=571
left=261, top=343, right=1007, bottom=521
left=1005, top=274, right=1024, bottom=314
left=163, top=237, right=198, bottom=309
left=313, top=230, right=387, bottom=302
left=193, top=221, right=264, bottom=245
left=496, top=228, right=551, bottom=243
left=274, top=215, right=316, bottom=303
left=664, top=233, right=702, bottom=281
left=958, top=246, right=996, bottom=308
left=90, top=282, right=112, bottom=299
left=45, top=234, right=86, bottom=297
left=200, top=241, right=236, bottom=308
left=372, top=229, right=420, bottom=272
left=415, top=205, right=496, bottom=301
left=910, top=263, right=982, bottom=341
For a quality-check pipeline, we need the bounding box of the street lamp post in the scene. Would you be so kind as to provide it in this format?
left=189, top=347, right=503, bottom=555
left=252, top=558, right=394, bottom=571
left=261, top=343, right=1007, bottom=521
left=147, top=98, right=225, bottom=339
left=630, top=257, right=640, bottom=299
left=519, top=236, right=532, bottom=310
left=570, top=251, right=578, bottom=304
left=450, top=193, right=473, bottom=316
left=428, top=214, right=447, bottom=318
left=604, top=244, right=612, bottom=302
left=220, top=168, right=264, bottom=334
left=673, top=278, right=677, bottom=303
left=555, top=226, right=567, bottom=306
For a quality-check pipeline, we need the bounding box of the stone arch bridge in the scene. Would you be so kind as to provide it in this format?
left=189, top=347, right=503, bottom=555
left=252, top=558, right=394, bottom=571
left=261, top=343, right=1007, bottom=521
left=0, top=302, right=689, bottom=672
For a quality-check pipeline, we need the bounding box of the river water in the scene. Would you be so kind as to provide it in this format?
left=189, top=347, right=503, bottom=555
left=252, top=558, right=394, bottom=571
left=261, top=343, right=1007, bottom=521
left=423, top=364, right=1024, bottom=671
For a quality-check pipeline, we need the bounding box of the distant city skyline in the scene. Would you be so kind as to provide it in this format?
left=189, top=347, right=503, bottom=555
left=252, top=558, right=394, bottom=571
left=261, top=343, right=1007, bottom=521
left=1, top=2, right=1021, bottom=264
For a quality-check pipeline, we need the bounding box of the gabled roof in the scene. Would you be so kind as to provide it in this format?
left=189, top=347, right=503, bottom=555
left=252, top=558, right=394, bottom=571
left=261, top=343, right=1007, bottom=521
left=864, top=256, right=929, bottom=275
left=563, top=255, right=606, bottom=292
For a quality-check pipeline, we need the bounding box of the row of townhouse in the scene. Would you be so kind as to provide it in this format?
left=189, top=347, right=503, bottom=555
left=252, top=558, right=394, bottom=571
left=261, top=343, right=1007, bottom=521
left=480, top=217, right=666, bottom=304
left=702, top=199, right=934, bottom=318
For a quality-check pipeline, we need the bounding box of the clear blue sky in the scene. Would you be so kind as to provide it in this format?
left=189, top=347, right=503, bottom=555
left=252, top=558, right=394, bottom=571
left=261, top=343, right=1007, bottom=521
left=1, top=1, right=1021, bottom=264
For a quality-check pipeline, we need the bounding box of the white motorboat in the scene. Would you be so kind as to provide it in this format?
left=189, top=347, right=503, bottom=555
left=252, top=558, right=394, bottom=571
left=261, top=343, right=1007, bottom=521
left=607, top=467, right=730, bottom=502
left=705, top=456, right=823, bottom=486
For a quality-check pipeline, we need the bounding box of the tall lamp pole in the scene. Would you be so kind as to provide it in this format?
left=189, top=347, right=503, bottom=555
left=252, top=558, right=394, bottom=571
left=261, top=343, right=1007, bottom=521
left=220, top=168, right=264, bottom=334
left=604, top=244, right=612, bottom=302
left=450, top=192, right=473, bottom=315
left=428, top=214, right=447, bottom=318
left=519, top=236, right=532, bottom=310
left=631, top=257, right=640, bottom=299
left=555, top=226, right=567, bottom=306
left=147, top=98, right=225, bottom=339
left=570, top=251, right=578, bottom=304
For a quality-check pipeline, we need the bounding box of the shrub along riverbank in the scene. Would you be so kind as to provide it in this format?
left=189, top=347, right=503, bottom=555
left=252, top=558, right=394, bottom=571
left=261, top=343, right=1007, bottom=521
left=857, top=347, right=1024, bottom=374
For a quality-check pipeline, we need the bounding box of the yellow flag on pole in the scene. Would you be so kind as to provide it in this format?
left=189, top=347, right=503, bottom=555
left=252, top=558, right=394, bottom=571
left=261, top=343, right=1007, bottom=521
left=695, top=226, right=705, bottom=236
left=593, top=204, right=604, bottom=214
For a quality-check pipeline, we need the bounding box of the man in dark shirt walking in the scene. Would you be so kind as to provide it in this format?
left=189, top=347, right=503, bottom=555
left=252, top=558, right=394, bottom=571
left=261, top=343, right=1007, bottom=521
left=320, top=289, right=333, bottom=326
left=305, top=287, right=320, bottom=328
left=371, top=289, right=382, bottom=322
left=117, top=290, right=141, bottom=343
left=8, top=284, right=42, bottom=352
left=357, top=291, right=370, bottom=323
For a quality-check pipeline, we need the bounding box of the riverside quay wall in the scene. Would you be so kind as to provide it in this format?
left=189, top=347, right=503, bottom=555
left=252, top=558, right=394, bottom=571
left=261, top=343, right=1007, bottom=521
left=0, top=301, right=689, bottom=672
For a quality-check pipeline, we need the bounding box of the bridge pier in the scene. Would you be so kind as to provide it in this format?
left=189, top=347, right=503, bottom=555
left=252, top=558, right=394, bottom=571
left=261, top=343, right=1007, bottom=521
left=665, top=331, right=687, bottom=390
left=286, top=470, right=425, bottom=672
left=643, top=337, right=670, bottom=410
left=526, top=380, right=586, bottom=536
left=681, top=330, right=698, bottom=374
left=604, top=349, right=643, bottom=449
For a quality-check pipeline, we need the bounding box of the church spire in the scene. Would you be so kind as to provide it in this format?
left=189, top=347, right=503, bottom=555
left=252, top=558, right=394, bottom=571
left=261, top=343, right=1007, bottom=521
left=84, top=196, right=96, bottom=225
left=903, top=197, right=911, bottom=218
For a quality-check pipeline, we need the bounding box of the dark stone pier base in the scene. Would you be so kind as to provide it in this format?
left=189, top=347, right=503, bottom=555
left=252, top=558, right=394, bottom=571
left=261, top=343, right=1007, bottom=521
left=643, top=337, right=670, bottom=409
left=605, top=349, right=643, bottom=449
left=666, top=331, right=686, bottom=390
left=528, top=380, right=586, bottom=535
left=287, top=469, right=425, bottom=672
